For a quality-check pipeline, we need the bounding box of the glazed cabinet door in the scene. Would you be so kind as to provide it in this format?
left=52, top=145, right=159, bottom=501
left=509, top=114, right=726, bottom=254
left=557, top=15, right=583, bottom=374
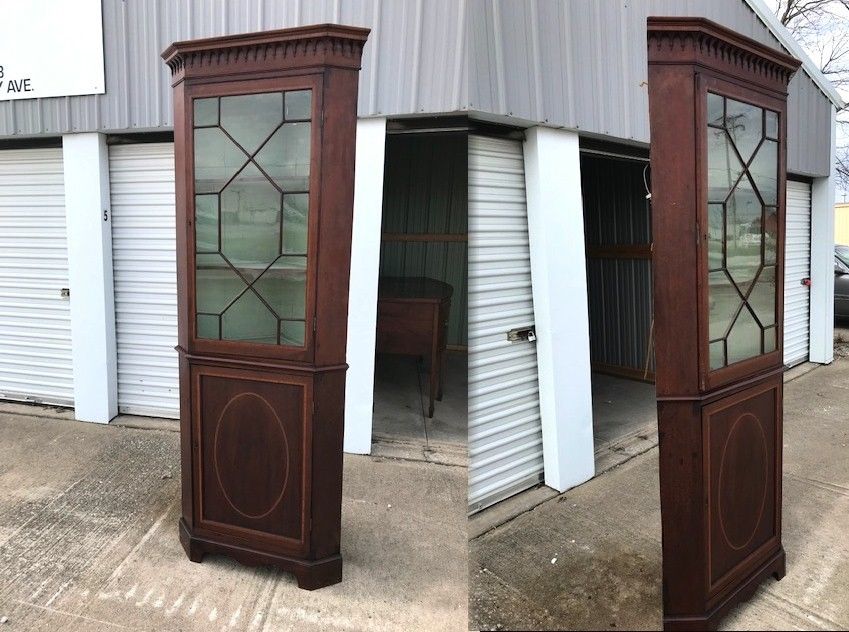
left=646, top=17, right=800, bottom=630
left=188, top=79, right=321, bottom=363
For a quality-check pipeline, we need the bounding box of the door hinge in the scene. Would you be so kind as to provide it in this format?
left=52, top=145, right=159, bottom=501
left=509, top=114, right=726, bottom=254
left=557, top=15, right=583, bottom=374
left=313, top=316, right=317, bottom=333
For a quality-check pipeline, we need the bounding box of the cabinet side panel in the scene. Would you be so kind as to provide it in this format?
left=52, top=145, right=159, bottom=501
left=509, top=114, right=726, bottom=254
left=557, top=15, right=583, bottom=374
left=310, top=370, right=346, bottom=559
left=314, top=67, right=360, bottom=366
left=658, top=400, right=707, bottom=615
left=648, top=64, right=700, bottom=396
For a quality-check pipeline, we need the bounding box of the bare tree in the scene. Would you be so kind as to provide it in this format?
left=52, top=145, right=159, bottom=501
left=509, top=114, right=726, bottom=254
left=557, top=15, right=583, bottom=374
left=776, top=0, right=849, bottom=89
left=775, top=1, right=849, bottom=194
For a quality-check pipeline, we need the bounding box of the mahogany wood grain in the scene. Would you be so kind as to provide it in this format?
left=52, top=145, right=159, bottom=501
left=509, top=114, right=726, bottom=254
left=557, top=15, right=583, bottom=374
left=375, top=276, right=452, bottom=418
left=162, top=24, right=368, bottom=590
left=647, top=17, right=799, bottom=630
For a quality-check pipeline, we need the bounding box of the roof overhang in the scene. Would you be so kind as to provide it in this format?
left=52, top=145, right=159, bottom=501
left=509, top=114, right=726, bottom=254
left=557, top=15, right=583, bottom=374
left=744, top=0, right=846, bottom=109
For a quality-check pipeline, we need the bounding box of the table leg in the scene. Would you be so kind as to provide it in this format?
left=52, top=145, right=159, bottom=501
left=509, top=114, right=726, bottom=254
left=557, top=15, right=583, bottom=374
left=428, top=353, right=436, bottom=418
left=436, top=348, right=445, bottom=401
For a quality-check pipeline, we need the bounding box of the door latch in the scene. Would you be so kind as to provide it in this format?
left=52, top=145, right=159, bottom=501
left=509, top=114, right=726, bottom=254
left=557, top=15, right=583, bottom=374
left=60, top=288, right=70, bottom=298
left=507, top=326, right=536, bottom=343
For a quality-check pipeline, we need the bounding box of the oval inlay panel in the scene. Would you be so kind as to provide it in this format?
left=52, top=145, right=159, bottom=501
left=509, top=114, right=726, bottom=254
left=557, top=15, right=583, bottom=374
left=717, top=413, right=768, bottom=551
left=213, top=392, right=290, bottom=519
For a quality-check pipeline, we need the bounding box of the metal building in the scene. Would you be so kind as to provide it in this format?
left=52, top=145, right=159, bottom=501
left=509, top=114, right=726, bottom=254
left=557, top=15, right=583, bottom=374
left=466, top=0, right=841, bottom=511
left=0, top=0, right=840, bottom=513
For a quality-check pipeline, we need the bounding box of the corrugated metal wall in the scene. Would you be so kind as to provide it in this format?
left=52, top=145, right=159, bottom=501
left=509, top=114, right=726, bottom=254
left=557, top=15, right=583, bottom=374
left=0, top=0, right=833, bottom=178
left=0, top=0, right=468, bottom=137
left=379, top=133, right=467, bottom=347
left=467, top=0, right=833, bottom=177
left=582, top=154, right=655, bottom=377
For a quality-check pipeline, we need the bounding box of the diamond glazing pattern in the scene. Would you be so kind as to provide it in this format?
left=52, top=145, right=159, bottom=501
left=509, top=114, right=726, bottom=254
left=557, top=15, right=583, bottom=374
left=192, top=90, right=312, bottom=346
left=706, top=93, right=780, bottom=370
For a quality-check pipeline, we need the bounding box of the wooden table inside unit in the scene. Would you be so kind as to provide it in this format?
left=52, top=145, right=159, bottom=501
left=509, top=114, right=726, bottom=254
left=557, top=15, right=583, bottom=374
left=376, top=276, right=453, bottom=418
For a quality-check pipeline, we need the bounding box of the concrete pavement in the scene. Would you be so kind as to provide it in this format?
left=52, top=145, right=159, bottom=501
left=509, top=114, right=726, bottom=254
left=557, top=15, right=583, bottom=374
left=0, top=409, right=467, bottom=631
left=470, top=357, right=849, bottom=631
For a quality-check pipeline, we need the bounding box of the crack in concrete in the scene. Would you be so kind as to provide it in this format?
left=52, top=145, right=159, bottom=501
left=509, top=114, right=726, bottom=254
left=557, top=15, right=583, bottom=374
left=785, top=473, right=849, bottom=498
left=13, top=599, right=135, bottom=630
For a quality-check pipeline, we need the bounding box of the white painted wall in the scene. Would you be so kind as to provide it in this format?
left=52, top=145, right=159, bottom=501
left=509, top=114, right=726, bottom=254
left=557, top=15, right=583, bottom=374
left=809, top=106, right=837, bottom=365
left=62, top=133, right=118, bottom=423
left=344, top=118, right=387, bottom=454
left=523, top=126, right=595, bottom=491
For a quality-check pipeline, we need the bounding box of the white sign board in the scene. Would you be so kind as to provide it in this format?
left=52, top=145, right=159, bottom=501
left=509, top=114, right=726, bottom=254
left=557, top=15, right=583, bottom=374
left=0, top=0, right=105, bottom=101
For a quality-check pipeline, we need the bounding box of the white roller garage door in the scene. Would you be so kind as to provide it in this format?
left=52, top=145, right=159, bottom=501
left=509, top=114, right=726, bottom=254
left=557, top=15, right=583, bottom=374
left=109, top=143, right=180, bottom=418
left=0, top=148, right=73, bottom=406
left=468, top=135, right=544, bottom=513
left=784, top=179, right=811, bottom=367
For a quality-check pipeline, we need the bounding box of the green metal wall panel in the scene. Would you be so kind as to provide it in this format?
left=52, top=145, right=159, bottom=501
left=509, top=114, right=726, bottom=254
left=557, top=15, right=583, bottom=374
left=582, top=153, right=655, bottom=376
left=379, top=133, right=468, bottom=347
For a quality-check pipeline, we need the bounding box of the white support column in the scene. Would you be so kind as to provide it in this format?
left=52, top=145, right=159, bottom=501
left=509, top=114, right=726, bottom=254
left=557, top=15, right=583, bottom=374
left=809, top=106, right=837, bottom=365
left=523, top=126, right=595, bottom=491
left=62, top=133, right=118, bottom=423
left=344, top=118, right=387, bottom=454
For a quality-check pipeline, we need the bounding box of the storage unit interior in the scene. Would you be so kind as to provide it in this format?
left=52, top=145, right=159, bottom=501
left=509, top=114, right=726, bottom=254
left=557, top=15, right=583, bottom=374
left=582, top=142, right=813, bottom=463
left=372, top=121, right=468, bottom=449
left=581, top=145, right=658, bottom=460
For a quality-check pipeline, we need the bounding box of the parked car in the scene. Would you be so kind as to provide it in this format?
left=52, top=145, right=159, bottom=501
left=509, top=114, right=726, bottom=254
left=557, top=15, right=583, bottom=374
left=835, top=245, right=849, bottom=318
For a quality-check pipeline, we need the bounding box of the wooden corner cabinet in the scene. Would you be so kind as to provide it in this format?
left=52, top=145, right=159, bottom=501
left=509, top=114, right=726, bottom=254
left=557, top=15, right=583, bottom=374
left=647, top=18, right=800, bottom=630
left=161, top=24, right=368, bottom=590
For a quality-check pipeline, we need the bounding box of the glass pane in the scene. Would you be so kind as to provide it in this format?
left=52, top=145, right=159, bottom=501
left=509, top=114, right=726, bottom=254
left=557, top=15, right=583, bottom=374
left=727, top=305, right=762, bottom=364
left=764, top=207, right=777, bottom=265
left=749, top=265, right=776, bottom=327
left=221, top=290, right=278, bottom=344
left=725, top=98, right=763, bottom=163
left=725, top=177, right=762, bottom=289
left=194, top=98, right=218, bottom=127
left=220, top=92, right=283, bottom=154
left=707, top=93, right=724, bottom=127
left=765, top=110, right=778, bottom=139
left=197, top=313, right=219, bottom=339
left=707, top=128, right=744, bottom=202
left=194, top=127, right=247, bottom=194
left=285, top=90, right=312, bottom=120
left=709, top=271, right=741, bottom=340
left=255, top=122, right=311, bottom=191
left=708, top=203, right=724, bottom=270
left=253, top=257, right=307, bottom=320
left=282, top=194, right=309, bottom=254
left=749, top=139, right=778, bottom=205
left=220, top=163, right=282, bottom=272
left=281, top=320, right=306, bottom=346
left=710, top=340, right=725, bottom=370
left=196, top=253, right=246, bottom=314
left=195, top=195, right=219, bottom=253
left=764, top=326, right=777, bottom=353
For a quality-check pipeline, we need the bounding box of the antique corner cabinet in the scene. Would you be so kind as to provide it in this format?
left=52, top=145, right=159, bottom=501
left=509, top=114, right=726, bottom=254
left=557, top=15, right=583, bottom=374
left=647, top=18, right=800, bottom=630
left=161, top=24, right=368, bottom=590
